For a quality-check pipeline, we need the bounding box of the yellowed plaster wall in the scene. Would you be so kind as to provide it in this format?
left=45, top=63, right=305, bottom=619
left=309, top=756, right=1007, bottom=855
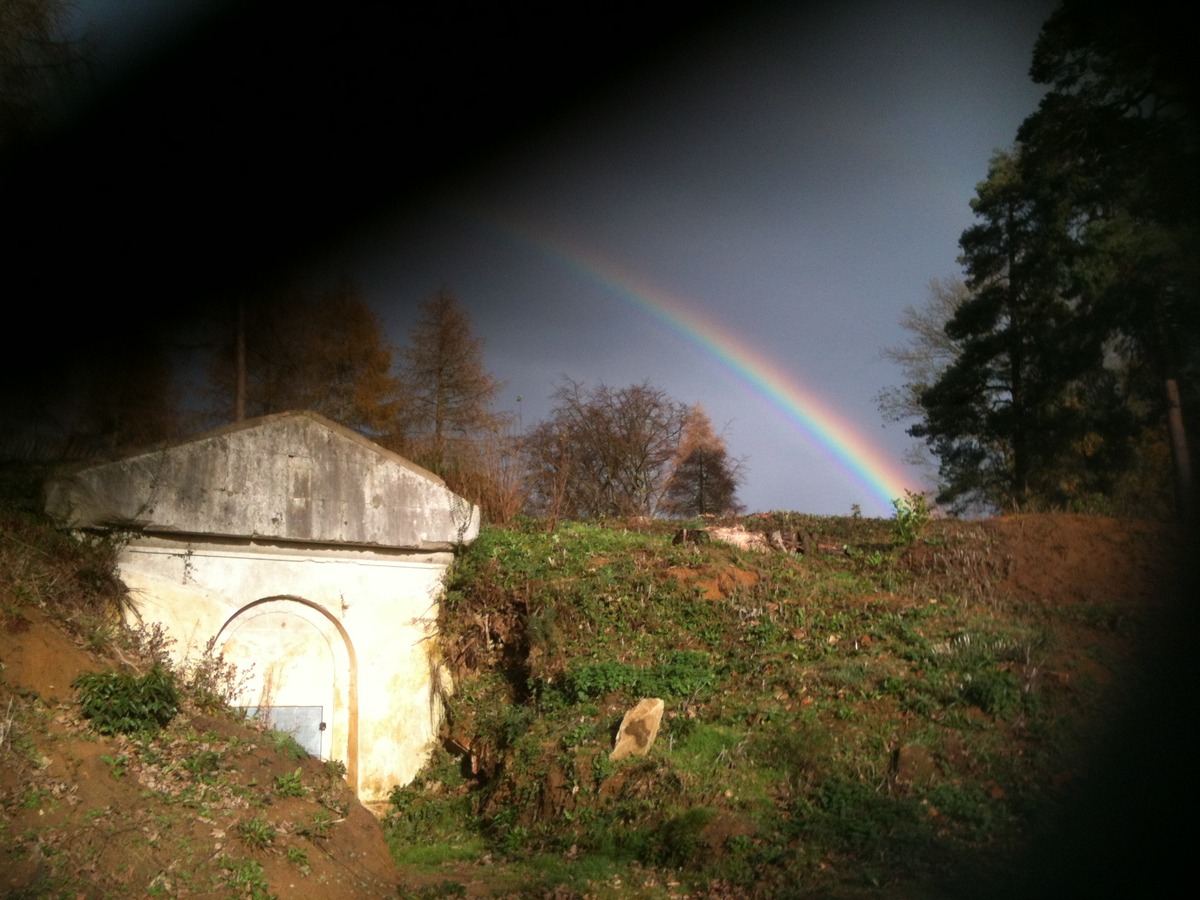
left=114, top=536, right=452, bottom=806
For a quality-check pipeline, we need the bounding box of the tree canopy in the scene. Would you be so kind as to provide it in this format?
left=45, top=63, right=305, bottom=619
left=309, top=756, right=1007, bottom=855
left=524, top=380, right=690, bottom=520
left=902, top=0, right=1196, bottom=516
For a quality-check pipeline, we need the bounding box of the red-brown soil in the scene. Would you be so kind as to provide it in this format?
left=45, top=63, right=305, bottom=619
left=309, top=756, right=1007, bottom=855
left=0, top=607, right=400, bottom=898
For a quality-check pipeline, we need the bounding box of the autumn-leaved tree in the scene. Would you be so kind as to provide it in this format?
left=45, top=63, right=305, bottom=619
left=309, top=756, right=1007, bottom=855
left=523, top=379, right=689, bottom=520
left=660, top=405, right=744, bottom=517
left=205, top=281, right=402, bottom=439
left=399, top=289, right=503, bottom=475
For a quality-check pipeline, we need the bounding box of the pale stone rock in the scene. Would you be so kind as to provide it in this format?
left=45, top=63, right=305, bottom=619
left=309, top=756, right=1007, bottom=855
left=610, top=698, right=665, bottom=761
left=707, top=526, right=771, bottom=553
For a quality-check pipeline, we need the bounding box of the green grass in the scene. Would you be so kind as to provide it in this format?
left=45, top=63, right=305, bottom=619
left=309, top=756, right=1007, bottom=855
left=383, top=514, right=1151, bottom=895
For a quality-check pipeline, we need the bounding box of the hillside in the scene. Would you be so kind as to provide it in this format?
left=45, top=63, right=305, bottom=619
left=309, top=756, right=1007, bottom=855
left=0, top=512, right=399, bottom=898
left=2, top=509, right=1194, bottom=898
left=392, top=511, right=1193, bottom=897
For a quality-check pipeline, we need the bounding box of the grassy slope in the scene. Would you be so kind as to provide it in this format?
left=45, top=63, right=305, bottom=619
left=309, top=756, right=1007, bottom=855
left=386, top=512, right=1181, bottom=898
left=2, top=508, right=1186, bottom=898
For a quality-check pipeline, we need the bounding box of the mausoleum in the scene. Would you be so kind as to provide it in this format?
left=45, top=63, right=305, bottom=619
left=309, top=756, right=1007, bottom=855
left=44, top=410, right=480, bottom=809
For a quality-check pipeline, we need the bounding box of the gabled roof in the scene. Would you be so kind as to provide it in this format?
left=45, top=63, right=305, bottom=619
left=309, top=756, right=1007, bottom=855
left=44, top=411, right=479, bottom=550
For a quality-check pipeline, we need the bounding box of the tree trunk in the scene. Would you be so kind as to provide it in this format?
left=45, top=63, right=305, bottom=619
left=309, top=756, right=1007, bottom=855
left=1165, top=378, right=1193, bottom=520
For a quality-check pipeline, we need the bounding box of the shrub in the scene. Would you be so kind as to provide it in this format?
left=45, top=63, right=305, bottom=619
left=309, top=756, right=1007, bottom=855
left=891, top=490, right=931, bottom=545
left=73, top=665, right=179, bottom=736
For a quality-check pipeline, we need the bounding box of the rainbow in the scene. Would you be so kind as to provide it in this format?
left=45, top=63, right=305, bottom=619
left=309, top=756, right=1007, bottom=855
left=483, top=219, right=917, bottom=514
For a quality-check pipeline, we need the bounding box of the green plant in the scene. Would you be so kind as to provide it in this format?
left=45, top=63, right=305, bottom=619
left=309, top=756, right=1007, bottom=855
left=298, top=810, right=334, bottom=841
left=561, top=660, right=640, bottom=702
left=72, top=665, right=179, bottom=736
left=891, top=490, right=931, bottom=545
left=285, top=846, right=310, bottom=874
left=560, top=652, right=717, bottom=704
left=562, top=722, right=594, bottom=749
left=266, top=730, right=308, bottom=762
left=100, top=753, right=128, bottom=780
left=236, top=816, right=275, bottom=850
left=386, top=780, right=478, bottom=849
left=959, top=667, right=1022, bottom=717
left=274, top=767, right=306, bottom=798
left=182, top=750, right=221, bottom=781
left=182, top=636, right=253, bottom=711
left=411, top=881, right=468, bottom=899
left=22, top=787, right=49, bottom=809
left=220, top=858, right=275, bottom=900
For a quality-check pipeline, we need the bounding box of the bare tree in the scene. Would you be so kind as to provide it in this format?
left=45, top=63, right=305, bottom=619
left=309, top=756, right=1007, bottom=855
left=1, top=0, right=88, bottom=156
left=876, top=276, right=970, bottom=483
left=524, top=379, right=689, bottom=520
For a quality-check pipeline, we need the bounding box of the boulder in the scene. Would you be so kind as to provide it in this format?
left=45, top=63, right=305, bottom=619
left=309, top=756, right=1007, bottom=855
left=610, top=698, right=665, bottom=761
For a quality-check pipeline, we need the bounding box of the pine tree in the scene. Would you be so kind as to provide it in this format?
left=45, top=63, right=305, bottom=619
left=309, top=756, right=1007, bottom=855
left=1017, top=0, right=1198, bottom=512
left=877, top=276, right=971, bottom=487
left=912, top=148, right=1131, bottom=513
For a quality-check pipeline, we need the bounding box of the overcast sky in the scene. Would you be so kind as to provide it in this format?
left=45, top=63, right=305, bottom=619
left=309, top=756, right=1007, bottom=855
left=77, top=0, right=1054, bottom=516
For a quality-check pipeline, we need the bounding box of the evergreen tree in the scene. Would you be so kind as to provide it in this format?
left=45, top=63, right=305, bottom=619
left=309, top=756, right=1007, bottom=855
left=877, top=276, right=971, bottom=488
left=1017, top=0, right=1198, bottom=511
left=906, top=0, right=1195, bottom=515
left=914, top=150, right=1065, bottom=510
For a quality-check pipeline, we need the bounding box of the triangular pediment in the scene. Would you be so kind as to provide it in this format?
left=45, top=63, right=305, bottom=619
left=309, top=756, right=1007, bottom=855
left=45, top=411, right=479, bottom=550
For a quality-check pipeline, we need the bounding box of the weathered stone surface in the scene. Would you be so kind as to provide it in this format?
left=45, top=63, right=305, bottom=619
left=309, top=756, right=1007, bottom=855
left=43, top=410, right=482, bottom=810
left=44, top=411, right=480, bottom=550
left=707, top=526, right=771, bottom=553
left=610, top=698, right=665, bottom=761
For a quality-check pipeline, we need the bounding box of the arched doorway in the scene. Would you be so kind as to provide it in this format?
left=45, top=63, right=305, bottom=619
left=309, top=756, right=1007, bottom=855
left=216, top=597, right=356, bottom=775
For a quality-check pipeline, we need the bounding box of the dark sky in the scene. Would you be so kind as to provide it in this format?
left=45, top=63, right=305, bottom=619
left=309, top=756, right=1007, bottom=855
left=10, top=0, right=1055, bottom=514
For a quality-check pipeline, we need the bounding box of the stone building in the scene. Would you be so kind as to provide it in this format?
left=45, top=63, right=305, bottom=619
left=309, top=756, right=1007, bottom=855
left=45, top=411, right=480, bottom=809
